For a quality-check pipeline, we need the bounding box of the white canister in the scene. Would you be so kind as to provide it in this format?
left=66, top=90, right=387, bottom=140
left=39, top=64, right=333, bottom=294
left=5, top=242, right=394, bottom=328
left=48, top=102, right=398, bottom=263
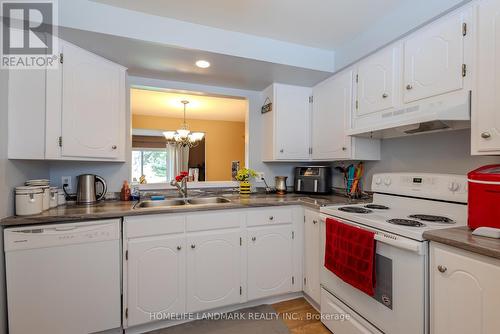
left=49, top=187, right=58, bottom=208
left=57, top=189, right=66, bottom=206
left=41, top=186, right=50, bottom=211
left=15, top=186, right=44, bottom=216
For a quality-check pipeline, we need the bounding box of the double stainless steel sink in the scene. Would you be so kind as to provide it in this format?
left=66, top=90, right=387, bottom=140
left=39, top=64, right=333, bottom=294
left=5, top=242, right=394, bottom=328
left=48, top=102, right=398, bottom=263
left=134, top=197, right=231, bottom=209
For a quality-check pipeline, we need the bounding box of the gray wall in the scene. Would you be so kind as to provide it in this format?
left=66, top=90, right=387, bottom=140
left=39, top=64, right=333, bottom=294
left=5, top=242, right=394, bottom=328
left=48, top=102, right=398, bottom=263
left=331, top=129, right=500, bottom=191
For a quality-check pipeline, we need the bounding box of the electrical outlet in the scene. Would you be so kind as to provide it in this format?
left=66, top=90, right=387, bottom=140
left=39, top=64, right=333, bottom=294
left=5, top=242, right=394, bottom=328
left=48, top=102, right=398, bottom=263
left=61, top=176, right=72, bottom=190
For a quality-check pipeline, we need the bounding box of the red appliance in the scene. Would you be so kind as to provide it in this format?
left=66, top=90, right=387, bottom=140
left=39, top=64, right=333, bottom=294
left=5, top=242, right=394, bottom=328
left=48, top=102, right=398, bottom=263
left=468, top=165, right=500, bottom=229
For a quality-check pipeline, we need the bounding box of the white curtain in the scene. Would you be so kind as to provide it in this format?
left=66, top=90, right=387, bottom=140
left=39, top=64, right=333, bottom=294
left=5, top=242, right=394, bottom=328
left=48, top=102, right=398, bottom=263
left=166, top=143, right=190, bottom=181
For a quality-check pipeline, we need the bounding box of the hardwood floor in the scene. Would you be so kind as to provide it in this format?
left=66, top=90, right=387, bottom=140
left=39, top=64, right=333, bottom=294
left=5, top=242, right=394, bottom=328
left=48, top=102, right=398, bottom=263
left=272, top=298, right=331, bottom=334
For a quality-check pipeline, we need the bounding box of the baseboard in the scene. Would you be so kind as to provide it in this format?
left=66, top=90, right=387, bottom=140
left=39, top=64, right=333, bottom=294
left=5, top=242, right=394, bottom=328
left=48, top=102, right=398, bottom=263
left=125, top=292, right=304, bottom=334
left=303, top=293, right=320, bottom=312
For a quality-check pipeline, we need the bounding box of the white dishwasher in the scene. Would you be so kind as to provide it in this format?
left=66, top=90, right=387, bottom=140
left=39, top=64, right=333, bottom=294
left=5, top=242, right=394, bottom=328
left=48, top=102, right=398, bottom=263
left=5, top=219, right=122, bottom=334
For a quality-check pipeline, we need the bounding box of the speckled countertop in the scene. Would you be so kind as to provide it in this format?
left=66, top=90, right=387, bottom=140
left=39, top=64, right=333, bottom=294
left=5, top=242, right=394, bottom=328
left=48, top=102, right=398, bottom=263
left=1, top=192, right=367, bottom=227
left=424, top=227, right=500, bottom=260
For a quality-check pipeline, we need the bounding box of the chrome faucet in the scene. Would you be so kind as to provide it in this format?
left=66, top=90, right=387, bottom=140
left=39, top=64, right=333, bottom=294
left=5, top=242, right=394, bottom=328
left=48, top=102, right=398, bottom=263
left=170, top=178, right=188, bottom=198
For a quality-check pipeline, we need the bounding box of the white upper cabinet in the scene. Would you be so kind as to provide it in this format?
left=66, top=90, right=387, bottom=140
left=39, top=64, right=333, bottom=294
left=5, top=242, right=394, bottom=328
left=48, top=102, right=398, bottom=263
left=60, top=42, right=125, bottom=159
left=357, top=44, right=401, bottom=116
left=8, top=38, right=127, bottom=161
left=186, top=229, right=241, bottom=313
left=403, top=10, right=466, bottom=103
left=311, top=69, right=381, bottom=161
left=472, top=0, right=500, bottom=154
left=261, top=83, right=312, bottom=161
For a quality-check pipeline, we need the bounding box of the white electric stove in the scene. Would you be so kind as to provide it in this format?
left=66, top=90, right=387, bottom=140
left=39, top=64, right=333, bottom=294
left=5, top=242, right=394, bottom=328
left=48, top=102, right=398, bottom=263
left=319, top=173, right=468, bottom=334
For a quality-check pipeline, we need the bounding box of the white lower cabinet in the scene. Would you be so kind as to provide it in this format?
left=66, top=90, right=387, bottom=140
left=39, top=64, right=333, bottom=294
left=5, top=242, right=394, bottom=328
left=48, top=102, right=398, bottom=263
left=303, top=209, right=321, bottom=304
left=247, top=225, right=293, bottom=300
left=126, top=234, right=186, bottom=327
left=186, top=229, right=241, bottom=312
left=431, top=242, right=500, bottom=334
left=124, top=207, right=301, bottom=328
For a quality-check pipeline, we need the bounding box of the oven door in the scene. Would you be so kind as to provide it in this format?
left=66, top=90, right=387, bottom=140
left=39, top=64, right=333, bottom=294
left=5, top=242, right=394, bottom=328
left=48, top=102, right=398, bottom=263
left=320, top=214, right=428, bottom=334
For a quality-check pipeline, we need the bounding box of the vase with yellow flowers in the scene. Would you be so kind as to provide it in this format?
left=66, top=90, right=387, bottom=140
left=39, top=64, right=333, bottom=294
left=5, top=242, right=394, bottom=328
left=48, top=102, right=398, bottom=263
left=235, top=168, right=257, bottom=196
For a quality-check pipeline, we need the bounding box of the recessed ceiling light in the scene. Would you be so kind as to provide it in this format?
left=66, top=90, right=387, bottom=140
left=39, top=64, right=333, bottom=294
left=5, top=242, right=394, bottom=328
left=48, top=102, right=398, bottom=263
left=195, top=60, right=210, bottom=68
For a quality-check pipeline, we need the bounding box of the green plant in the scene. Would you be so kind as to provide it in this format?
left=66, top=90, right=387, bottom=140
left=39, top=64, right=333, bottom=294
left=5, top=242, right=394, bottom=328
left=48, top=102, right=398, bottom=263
left=235, top=168, right=257, bottom=182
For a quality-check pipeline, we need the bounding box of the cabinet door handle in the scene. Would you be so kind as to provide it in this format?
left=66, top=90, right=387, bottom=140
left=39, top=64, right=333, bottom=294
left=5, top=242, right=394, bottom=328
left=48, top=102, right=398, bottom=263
left=191, top=244, right=196, bottom=249
left=342, top=147, right=347, bottom=151
left=269, top=216, right=274, bottom=221
left=437, top=265, right=447, bottom=273
left=406, top=84, right=413, bottom=90
left=279, top=149, right=284, bottom=153
left=382, top=93, right=388, bottom=98
left=112, top=145, right=117, bottom=150
left=177, top=246, right=182, bottom=251
left=313, top=220, right=318, bottom=224
left=481, top=132, right=492, bottom=139
left=251, top=237, right=256, bottom=242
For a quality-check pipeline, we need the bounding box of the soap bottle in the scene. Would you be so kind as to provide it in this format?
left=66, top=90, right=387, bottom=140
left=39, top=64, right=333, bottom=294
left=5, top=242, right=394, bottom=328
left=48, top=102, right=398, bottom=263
left=120, top=181, right=131, bottom=201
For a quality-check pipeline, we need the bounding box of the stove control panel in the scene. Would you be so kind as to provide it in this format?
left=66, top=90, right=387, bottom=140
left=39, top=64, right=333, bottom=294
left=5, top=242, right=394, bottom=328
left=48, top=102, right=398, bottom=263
left=371, top=173, right=467, bottom=203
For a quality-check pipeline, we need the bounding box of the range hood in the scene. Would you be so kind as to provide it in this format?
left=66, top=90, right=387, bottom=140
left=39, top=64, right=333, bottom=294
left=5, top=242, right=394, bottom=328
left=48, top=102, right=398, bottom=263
left=347, top=91, right=471, bottom=139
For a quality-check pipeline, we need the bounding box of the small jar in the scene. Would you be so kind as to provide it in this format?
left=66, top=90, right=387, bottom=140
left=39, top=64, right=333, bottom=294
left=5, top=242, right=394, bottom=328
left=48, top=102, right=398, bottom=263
left=15, top=186, right=43, bottom=216
left=57, top=189, right=66, bottom=206
left=49, top=187, right=58, bottom=208
left=40, top=186, right=50, bottom=211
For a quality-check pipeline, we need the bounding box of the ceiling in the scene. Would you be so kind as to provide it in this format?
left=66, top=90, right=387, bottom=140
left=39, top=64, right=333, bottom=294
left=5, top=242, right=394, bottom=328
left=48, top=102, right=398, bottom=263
left=59, top=27, right=333, bottom=90
left=131, top=88, right=247, bottom=122
left=93, top=0, right=411, bottom=50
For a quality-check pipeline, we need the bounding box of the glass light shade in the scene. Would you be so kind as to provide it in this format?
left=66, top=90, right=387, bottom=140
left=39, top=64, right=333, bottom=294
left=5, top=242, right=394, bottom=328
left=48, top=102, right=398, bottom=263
left=163, top=131, right=176, bottom=140
left=191, top=132, right=205, bottom=141
left=176, top=128, right=190, bottom=138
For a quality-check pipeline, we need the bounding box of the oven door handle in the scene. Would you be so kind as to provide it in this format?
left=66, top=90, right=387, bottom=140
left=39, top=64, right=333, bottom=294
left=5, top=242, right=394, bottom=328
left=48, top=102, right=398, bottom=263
left=320, top=215, right=424, bottom=255
left=373, top=234, right=423, bottom=254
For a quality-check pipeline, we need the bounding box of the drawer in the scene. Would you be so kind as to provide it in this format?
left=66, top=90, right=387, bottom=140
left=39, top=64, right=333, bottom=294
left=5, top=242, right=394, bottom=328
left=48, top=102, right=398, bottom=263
left=247, top=207, right=293, bottom=226
left=186, top=211, right=244, bottom=232
left=124, top=214, right=185, bottom=238
left=320, top=288, right=382, bottom=334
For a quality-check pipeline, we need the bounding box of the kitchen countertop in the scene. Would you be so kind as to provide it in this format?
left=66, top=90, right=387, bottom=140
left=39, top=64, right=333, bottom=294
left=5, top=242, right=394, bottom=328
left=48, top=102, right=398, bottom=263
left=0, top=193, right=366, bottom=227
left=424, top=227, right=500, bottom=260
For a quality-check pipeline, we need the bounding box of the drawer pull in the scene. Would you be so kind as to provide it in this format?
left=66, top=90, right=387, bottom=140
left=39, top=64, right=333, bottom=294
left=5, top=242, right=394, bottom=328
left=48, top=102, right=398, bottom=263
left=177, top=246, right=182, bottom=251
left=269, top=216, right=274, bottom=221
left=313, top=220, right=318, bottom=224
left=191, top=244, right=196, bottom=249
left=437, top=265, right=447, bottom=273
left=406, top=84, right=413, bottom=90
left=481, top=132, right=491, bottom=139
left=252, top=237, right=256, bottom=242
left=382, top=93, right=388, bottom=98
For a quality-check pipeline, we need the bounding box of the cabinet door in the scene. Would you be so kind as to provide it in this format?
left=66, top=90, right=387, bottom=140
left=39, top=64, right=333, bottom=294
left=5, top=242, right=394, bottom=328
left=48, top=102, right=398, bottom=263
left=61, top=42, right=124, bottom=159
left=357, top=45, right=400, bottom=116
left=403, top=11, right=465, bottom=103
left=275, top=84, right=311, bottom=160
left=303, top=210, right=321, bottom=304
left=186, top=230, right=241, bottom=312
left=126, top=235, right=185, bottom=327
left=247, top=225, right=293, bottom=300
left=311, top=70, right=352, bottom=160
left=472, top=0, right=500, bottom=154
left=431, top=244, right=500, bottom=334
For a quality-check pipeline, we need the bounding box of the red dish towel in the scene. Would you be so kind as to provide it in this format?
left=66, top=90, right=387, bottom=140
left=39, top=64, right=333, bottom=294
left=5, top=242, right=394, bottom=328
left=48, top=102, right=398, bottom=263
left=324, top=218, right=376, bottom=296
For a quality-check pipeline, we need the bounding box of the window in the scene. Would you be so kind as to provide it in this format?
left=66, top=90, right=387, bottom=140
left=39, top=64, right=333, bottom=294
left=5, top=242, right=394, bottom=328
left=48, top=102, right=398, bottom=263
left=132, top=148, right=168, bottom=183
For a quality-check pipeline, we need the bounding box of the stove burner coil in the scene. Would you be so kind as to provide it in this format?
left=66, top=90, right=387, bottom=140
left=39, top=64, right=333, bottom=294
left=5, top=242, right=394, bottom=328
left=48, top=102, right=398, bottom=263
left=408, top=214, right=455, bottom=223
left=338, top=207, right=373, bottom=214
left=387, top=219, right=426, bottom=227
left=365, top=204, right=390, bottom=210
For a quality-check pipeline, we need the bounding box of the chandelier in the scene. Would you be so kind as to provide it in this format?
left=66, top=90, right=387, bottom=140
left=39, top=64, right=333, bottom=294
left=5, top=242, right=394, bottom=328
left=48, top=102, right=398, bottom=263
left=163, top=100, right=205, bottom=148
